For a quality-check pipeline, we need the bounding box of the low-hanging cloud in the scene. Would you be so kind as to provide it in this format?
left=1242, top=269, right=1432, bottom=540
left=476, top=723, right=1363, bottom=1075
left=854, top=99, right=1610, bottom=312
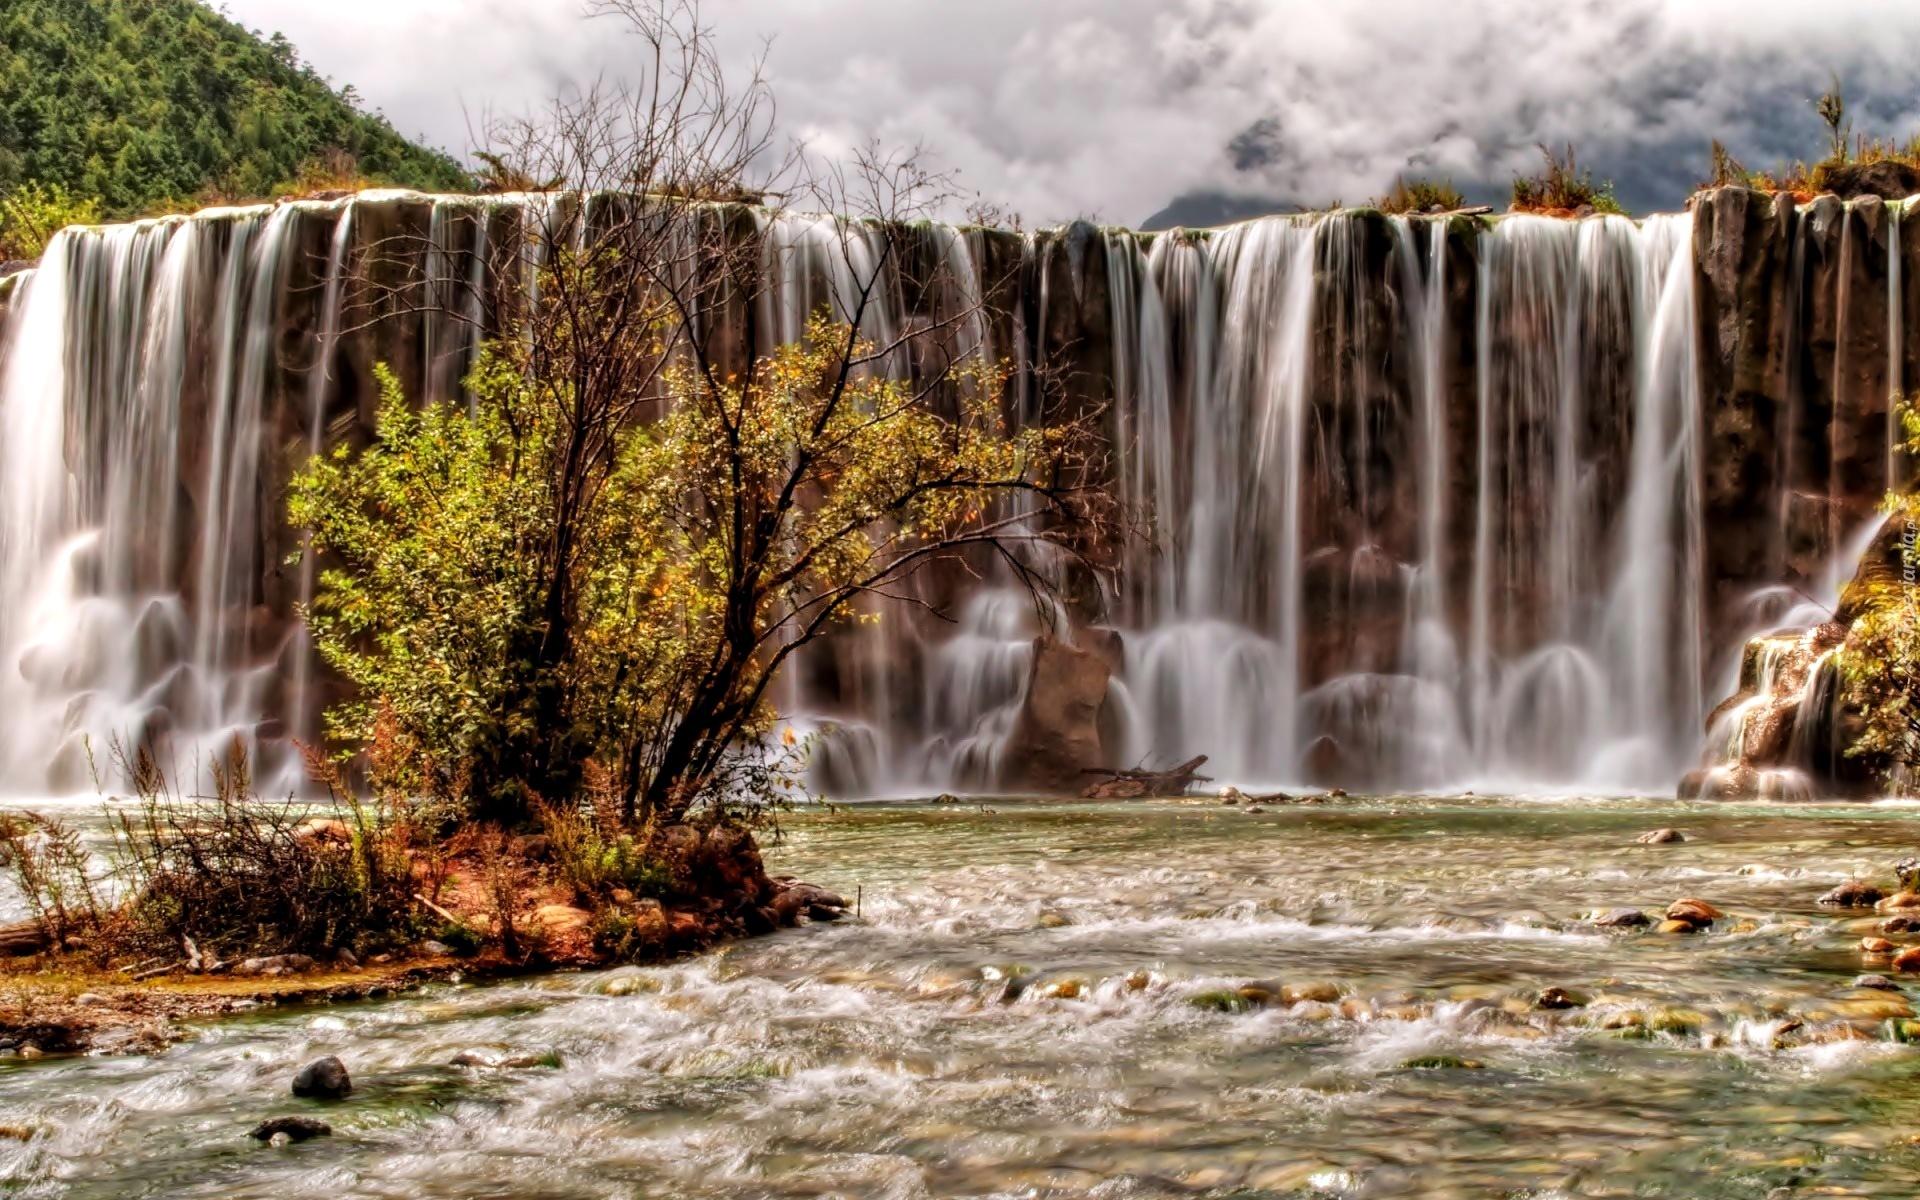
left=221, top=0, right=1920, bottom=225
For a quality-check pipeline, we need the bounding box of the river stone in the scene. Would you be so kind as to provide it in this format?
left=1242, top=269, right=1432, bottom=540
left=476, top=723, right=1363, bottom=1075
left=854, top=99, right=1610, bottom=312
left=1636, top=828, right=1686, bottom=844
left=249, top=1116, right=331, bottom=1142
left=1534, top=987, right=1586, bottom=1010
left=1895, top=947, right=1920, bottom=974
left=1886, top=915, right=1920, bottom=933
left=1876, top=891, right=1920, bottom=912
left=1863, top=936, right=1898, bottom=954
left=1655, top=919, right=1702, bottom=934
left=1822, top=880, right=1886, bottom=907
left=1281, top=981, right=1340, bottom=1004
left=1855, top=973, right=1901, bottom=990
left=532, top=905, right=592, bottom=934
left=235, top=954, right=316, bottom=977
left=1593, top=907, right=1651, bottom=929
left=1666, top=898, right=1722, bottom=926
left=291, top=1055, right=351, bottom=1099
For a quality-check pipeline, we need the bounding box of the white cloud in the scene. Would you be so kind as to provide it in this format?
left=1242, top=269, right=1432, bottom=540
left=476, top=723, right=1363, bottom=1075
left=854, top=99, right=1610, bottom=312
left=219, top=0, right=1920, bottom=224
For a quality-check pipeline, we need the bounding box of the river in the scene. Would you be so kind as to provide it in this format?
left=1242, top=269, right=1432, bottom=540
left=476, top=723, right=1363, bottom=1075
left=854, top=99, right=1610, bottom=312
left=6, top=795, right=1920, bottom=1197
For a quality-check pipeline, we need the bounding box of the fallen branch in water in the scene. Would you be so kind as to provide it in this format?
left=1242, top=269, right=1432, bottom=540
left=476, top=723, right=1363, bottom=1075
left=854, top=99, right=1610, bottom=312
left=1079, top=756, right=1212, bottom=799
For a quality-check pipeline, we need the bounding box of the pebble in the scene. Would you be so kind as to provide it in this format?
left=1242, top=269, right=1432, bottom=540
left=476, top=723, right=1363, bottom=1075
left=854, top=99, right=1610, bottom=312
left=1863, top=937, right=1898, bottom=954
left=1636, top=828, right=1686, bottom=844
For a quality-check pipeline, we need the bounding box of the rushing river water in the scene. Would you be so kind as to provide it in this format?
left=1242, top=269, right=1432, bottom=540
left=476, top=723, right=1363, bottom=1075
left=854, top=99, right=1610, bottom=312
left=8, top=796, right=1920, bottom=1197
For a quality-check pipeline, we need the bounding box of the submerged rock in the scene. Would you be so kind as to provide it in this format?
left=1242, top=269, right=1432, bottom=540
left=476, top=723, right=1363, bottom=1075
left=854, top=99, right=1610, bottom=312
left=1895, top=947, right=1920, bottom=974
left=1655, top=919, right=1702, bottom=934
left=1636, top=828, right=1686, bottom=844
left=1534, top=987, right=1586, bottom=1010
left=1862, top=937, right=1897, bottom=954
left=1821, top=880, right=1886, bottom=907
left=1593, top=907, right=1651, bottom=929
left=291, top=1055, right=351, bottom=1099
left=1876, top=891, right=1920, bottom=913
left=248, top=1116, right=331, bottom=1142
left=1854, top=973, right=1901, bottom=990
left=1885, top=915, right=1920, bottom=934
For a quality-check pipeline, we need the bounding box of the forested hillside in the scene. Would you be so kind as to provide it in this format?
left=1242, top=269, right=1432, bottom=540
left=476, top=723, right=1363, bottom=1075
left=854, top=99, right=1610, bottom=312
left=0, top=0, right=469, bottom=226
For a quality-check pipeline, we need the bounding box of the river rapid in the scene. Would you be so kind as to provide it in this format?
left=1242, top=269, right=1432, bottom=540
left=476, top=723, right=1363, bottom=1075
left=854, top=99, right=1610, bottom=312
left=6, top=795, right=1920, bottom=1198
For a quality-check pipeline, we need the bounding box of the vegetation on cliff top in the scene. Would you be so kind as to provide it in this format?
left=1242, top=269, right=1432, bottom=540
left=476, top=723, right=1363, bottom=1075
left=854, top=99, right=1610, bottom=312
left=1703, top=77, right=1920, bottom=202
left=0, top=0, right=469, bottom=257
left=1508, top=143, right=1626, bottom=217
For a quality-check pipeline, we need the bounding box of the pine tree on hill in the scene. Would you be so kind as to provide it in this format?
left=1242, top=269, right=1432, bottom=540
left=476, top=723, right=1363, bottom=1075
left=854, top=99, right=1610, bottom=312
left=0, top=0, right=471, bottom=220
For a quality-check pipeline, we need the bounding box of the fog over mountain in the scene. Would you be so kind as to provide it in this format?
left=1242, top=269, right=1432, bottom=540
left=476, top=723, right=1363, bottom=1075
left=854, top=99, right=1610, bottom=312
left=224, top=0, right=1920, bottom=226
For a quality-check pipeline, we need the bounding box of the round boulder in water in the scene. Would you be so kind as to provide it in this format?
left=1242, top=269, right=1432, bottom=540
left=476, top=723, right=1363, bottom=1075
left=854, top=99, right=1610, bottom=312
left=291, top=1055, right=351, bottom=1099
left=1665, top=898, right=1722, bottom=927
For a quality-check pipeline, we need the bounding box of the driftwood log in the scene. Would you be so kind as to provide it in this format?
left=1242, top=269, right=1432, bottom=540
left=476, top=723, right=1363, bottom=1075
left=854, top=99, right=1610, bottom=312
left=0, top=919, right=48, bottom=957
left=1080, top=756, right=1211, bottom=799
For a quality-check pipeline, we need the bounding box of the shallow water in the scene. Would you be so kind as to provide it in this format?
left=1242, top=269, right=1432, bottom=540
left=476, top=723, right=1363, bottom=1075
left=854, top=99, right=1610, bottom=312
left=8, top=796, right=1920, bottom=1198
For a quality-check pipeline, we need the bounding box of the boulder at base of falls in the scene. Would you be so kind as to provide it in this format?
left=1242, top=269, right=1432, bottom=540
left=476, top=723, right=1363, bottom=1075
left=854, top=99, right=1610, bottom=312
left=999, top=634, right=1114, bottom=793
left=291, top=1056, right=351, bottom=1099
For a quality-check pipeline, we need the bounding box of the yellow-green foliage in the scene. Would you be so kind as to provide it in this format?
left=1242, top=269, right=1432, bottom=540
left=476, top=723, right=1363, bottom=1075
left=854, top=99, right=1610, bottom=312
left=290, top=359, right=553, bottom=805
left=292, top=313, right=1057, bottom=822
left=1833, top=397, right=1920, bottom=771
left=0, top=182, right=101, bottom=261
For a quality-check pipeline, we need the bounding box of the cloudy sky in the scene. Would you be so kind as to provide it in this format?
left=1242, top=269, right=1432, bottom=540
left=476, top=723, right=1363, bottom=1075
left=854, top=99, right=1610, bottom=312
left=218, top=0, right=1920, bottom=227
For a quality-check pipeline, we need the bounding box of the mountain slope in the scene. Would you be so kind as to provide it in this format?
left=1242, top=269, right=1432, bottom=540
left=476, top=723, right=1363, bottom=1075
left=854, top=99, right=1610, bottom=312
left=0, top=0, right=469, bottom=217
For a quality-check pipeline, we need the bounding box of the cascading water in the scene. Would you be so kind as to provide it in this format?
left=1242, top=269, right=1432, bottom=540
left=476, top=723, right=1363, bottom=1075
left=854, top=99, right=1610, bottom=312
left=0, top=190, right=1910, bottom=799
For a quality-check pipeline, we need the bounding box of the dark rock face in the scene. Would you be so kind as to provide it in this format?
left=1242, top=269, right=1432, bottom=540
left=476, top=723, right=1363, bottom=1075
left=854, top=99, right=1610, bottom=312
left=1824, top=161, right=1920, bottom=202
left=291, top=1055, right=351, bottom=1099
left=1000, top=635, right=1114, bottom=791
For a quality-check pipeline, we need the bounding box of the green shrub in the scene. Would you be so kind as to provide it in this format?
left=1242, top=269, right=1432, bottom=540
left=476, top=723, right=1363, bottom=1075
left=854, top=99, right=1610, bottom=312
left=1509, top=143, right=1625, bottom=215
left=1373, top=176, right=1466, bottom=215
left=0, top=182, right=102, bottom=260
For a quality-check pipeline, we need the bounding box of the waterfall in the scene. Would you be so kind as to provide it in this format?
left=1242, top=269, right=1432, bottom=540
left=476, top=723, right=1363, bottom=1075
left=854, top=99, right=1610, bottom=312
left=0, top=190, right=1907, bottom=799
